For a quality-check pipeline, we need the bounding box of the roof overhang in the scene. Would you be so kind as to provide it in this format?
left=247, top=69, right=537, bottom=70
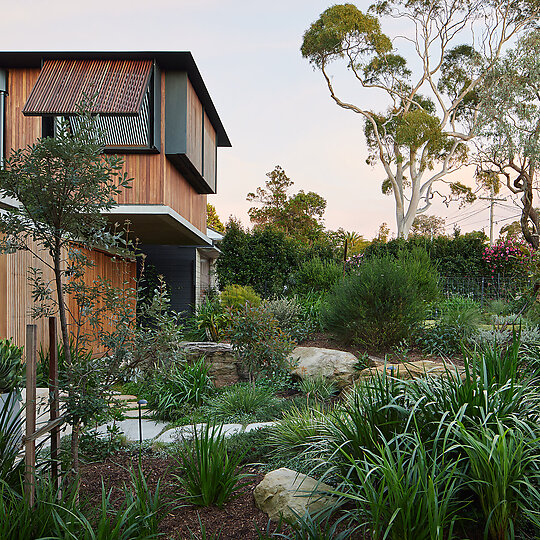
left=104, top=204, right=213, bottom=246
left=0, top=51, right=231, bottom=147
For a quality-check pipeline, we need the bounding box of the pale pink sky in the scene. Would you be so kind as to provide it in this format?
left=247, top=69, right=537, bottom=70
left=0, top=0, right=521, bottom=239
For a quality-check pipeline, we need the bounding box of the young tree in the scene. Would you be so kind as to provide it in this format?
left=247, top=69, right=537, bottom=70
left=247, top=165, right=327, bottom=242
left=301, top=1, right=539, bottom=238
left=475, top=30, right=540, bottom=249
left=0, top=113, right=131, bottom=474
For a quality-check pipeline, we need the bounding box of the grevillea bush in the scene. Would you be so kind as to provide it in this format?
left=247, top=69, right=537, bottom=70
left=482, top=239, right=529, bottom=277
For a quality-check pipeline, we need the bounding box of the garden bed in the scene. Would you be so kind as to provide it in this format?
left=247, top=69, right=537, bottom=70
left=80, top=453, right=287, bottom=539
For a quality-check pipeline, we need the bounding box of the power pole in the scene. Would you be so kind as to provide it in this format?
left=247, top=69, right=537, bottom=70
left=479, top=186, right=506, bottom=245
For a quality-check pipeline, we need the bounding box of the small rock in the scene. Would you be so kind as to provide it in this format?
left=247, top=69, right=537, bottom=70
left=254, top=467, right=337, bottom=522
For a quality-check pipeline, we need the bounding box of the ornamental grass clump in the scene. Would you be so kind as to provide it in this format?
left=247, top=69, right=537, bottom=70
left=173, top=422, right=251, bottom=507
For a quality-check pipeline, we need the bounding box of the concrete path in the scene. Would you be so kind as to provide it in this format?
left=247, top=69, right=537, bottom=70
left=95, top=418, right=276, bottom=443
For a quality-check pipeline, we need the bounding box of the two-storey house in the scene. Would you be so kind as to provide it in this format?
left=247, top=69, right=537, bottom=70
left=0, top=52, right=230, bottom=348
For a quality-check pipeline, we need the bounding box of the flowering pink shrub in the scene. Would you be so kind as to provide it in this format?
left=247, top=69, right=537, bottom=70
left=346, top=253, right=364, bottom=270
left=482, top=239, right=530, bottom=276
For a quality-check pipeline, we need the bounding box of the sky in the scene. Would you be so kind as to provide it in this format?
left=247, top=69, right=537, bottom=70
left=0, top=0, right=523, bottom=239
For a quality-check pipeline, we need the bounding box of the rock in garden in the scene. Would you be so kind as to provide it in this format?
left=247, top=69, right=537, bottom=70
left=289, top=347, right=359, bottom=388
left=356, top=359, right=461, bottom=380
left=179, top=342, right=241, bottom=387
left=254, top=468, right=336, bottom=522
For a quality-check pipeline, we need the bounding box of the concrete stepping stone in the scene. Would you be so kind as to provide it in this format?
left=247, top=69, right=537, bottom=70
left=243, top=422, right=275, bottom=433
left=155, top=423, right=244, bottom=443
left=96, top=419, right=168, bottom=442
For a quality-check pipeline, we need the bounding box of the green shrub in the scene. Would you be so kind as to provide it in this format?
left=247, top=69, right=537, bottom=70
left=205, top=385, right=280, bottom=422
left=418, top=296, right=483, bottom=355
left=263, top=296, right=312, bottom=342
left=0, top=393, right=24, bottom=488
left=296, top=291, right=326, bottom=333
left=268, top=404, right=324, bottom=459
left=143, top=358, right=213, bottom=421
left=220, top=284, right=261, bottom=311
left=321, top=250, right=438, bottom=348
left=299, top=375, right=338, bottom=403
left=225, top=428, right=274, bottom=464
left=459, top=423, right=540, bottom=540
left=173, top=422, right=251, bottom=507
left=187, top=295, right=229, bottom=342
left=334, top=429, right=464, bottom=540
left=292, top=257, right=343, bottom=294
left=227, top=305, right=295, bottom=383
left=0, top=339, right=23, bottom=394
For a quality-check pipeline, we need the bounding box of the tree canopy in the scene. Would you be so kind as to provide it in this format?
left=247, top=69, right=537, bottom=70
left=207, top=203, right=225, bottom=233
left=301, top=1, right=540, bottom=238
left=475, top=30, right=540, bottom=248
left=247, top=165, right=327, bottom=242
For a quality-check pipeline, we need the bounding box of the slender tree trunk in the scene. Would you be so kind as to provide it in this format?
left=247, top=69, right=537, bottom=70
left=52, top=238, right=80, bottom=479
left=70, top=420, right=80, bottom=487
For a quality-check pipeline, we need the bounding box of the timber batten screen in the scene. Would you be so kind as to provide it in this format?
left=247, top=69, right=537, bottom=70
left=22, top=59, right=153, bottom=116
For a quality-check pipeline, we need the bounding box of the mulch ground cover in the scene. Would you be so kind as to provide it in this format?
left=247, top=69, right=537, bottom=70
left=80, top=453, right=289, bottom=539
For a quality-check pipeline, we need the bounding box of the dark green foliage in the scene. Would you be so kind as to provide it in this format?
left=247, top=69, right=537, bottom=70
left=364, top=231, right=488, bottom=277
left=140, top=358, right=213, bottom=421
left=225, top=428, right=274, bottom=465
left=0, top=339, right=23, bottom=394
left=185, top=295, right=230, bottom=342
left=216, top=222, right=302, bottom=297
left=215, top=222, right=340, bottom=299
left=321, top=250, right=438, bottom=348
left=0, top=392, right=24, bottom=488
left=205, top=385, right=287, bottom=423
left=0, top=465, right=162, bottom=539
left=291, top=258, right=343, bottom=295
left=173, top=422, right=251, bottom=507
left=417, top=296, right=483, bottom=355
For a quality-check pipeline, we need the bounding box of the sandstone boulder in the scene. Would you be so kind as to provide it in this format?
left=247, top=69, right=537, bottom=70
left=356, top=359, right=461, bottom=380
left=289, top=347, right=359, bottom=388
left=253, top=468, right=336, bottom=522
left=179, top=342, right=241, bottom=387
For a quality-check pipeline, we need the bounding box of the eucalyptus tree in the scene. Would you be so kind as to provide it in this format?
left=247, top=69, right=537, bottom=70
left=475, top=30, right=540, bottom=249
left=301, top=1, right=540, bottom=238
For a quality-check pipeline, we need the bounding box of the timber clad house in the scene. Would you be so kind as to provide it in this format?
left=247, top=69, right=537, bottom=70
left=0, top=52, right=231, bottom=348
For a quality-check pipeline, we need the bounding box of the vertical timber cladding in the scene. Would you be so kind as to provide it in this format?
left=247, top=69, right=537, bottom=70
left=2, top=242, right=136, bottom=351
left=5, top=69, right=41, bottom=156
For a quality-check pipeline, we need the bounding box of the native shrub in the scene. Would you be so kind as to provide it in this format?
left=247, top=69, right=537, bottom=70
left=291, top=257, right=342, bottom=294
left=227, top=305, right=295, bottom=383
left=321, top=250, right=438, bottom=348
left=220, top=284, right=261, bottom=311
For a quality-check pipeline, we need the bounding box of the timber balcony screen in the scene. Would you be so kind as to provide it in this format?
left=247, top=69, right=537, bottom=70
left=23, top=59, right=156, bottom=150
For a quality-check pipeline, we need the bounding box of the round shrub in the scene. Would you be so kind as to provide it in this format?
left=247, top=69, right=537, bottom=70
left=291, top=257, right=343, bottom=294
left=220, top=284, right=261, bottom=311
left=321, top=250, right=438, bottom=348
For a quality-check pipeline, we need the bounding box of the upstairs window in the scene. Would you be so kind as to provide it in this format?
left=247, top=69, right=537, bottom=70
left=23, top=59, right=157, bottom=152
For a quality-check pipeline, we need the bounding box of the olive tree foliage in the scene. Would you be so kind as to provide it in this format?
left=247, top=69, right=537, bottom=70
left=301, top=1, right=540, bottom=238
left=475, top=30, right=540, bottom=249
